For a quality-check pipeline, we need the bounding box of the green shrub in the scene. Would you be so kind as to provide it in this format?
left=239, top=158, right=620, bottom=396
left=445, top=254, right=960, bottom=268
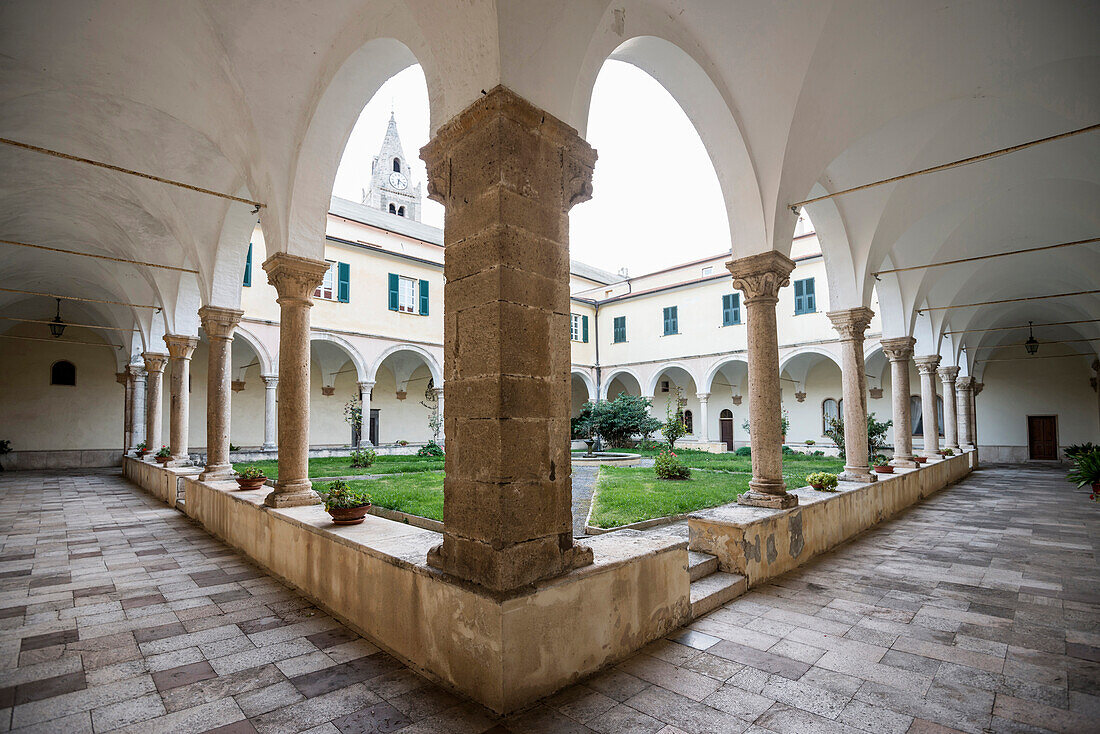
left=824, top=413, right=892, bottom=461
left=350, top=448, right=376, bottom=468
left=155, top=445, right=171, bottom=458
left=575, top=394, right=662, bottom=448
left=807, top=472, right=838, bottom=491
left=416, top=441, right=444, bottom=458
left=654, top=450, right=691, bottom=480
left=236, top=465, right=266, bottom=480
left=1066, top=443, right=1097, bottom=460
left=317, top=479, right=371, bottom=511
left=782, top=445, right=794, bottom=455
left=735, top=446, right=751, bottom=457
left=1067, top=450, right=1100, bottom=490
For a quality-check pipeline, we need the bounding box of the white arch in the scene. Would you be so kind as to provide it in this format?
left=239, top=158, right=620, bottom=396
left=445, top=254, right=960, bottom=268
left=571, top=370, right=597, bottom=401
left=310, top=332, right=368, bottom=382
left=232, top=325, right=275, bottom=375
left=368, top=343, right=442, bottom=385
left=702, top=356, right=749, bottom=394
left=779, top=347, right=843, bottom=376
left=644, top=362, right=701, bottom=397
left=600, top=367, right=644, bottom=400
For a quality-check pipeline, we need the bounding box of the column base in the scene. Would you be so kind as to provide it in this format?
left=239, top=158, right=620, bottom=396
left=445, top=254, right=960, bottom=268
left=890, top=458, right=918, bottom=468
left=839, top=469, right=878, bottom=484
left=199, top=463, right=234, bottom=481
left=738, top=490, right=798, bottom=509
left=427, top=535, right=594, bottom=594
left=166, top=458, right=193, bottom=468
left=261, top=443, right=277, bottom=452
left=263, top=482, right=320, bottom=508
left=944, top=444, right=960, bottom=451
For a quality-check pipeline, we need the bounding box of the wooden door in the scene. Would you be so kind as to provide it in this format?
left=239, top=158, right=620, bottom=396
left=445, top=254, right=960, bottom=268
left=719, top=410, right=734, bottom=452
left=1027, top=415, right=1057, bottom=460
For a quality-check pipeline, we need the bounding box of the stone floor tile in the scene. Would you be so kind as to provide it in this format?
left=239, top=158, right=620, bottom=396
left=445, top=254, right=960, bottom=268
left=89, top=691, right=166, bottom=731
left=835, top=698, right=913, bottom=734
left=586, top=703, right=665, bottom=734
left=330, top=701, right=411, bottom=734
left=753, top=701, right=867, bottom=733
left=991, top=693, right=1097, bottom=734
left=153, top=660, right=218, bottom=692
left=700, top=682, right=774, bottom=722
left=762, top=672, right=854, bottom=719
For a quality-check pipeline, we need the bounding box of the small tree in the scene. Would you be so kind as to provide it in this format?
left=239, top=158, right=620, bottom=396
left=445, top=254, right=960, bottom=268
left=741, top=407, right=790, bottom=436
left=662, top=387, right=687, bottom=449
left=824, top=412, right=893, bottom=461
left=578, top=393, right=661, bottom=448
left=344, top=394, right=362, bottom=437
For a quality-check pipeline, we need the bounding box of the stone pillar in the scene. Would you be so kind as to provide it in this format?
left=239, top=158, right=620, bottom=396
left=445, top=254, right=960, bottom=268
left=197, top=306, right=243, bottom=480
left=357, top=380, right=374, bottom=447
left=117, top=372, right=132, bottom=450
left=432, top=385, right=445, bottom=444
left=727, top=250, right=798, bottom=509
left=938, top=366, right=960, bottom=450
left=261, top=375, right=279, bottom=451
left=956, top=376, right=974, bottom=450
left=827, top=307, right=877, bottom=484
left=128, top=364, right=147, bottom=452
left=263, top=252, right=330, bottom=507
left=880, top=336, right=917, bottom=468
left=696, top=392, right=710, bottom=442
left=164, top=335, right=198, bottom=463
left=420, top=85, right=595, bottom=591
left=142, top=352, right=169, bottom=458
left=915, top=356, right=941, bottom=458
left=972, top=381, right=983, bottom=448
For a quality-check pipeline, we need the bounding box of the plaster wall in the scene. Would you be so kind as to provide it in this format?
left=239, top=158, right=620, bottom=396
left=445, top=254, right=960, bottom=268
left=370, top=363, right=435, bottom=444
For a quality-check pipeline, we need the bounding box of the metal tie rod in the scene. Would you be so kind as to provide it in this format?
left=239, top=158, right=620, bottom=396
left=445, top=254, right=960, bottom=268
left=0, top=239, right=199, bottom=274
left=0, top=286, right=161, bottom=311
left=917, top=289, right=1100, bottom=314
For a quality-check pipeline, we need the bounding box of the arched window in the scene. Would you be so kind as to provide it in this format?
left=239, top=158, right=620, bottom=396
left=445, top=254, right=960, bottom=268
left=822, top=398, right=839, bottom=434
left=911, top=395, right=945, bottom=436
left=720, top=409, right=733, bottom=419
left=683, top=409, right=694, bottom=434
left=393, top=158, right=401, bottom=173
left=397, top=206, right=406, bottom=217
left=51, top=360, right=76, bottom=386
left=388, top=203, right=396, bottom=214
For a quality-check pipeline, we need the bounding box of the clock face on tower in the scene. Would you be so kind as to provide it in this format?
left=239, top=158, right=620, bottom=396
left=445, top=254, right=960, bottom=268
left=388, top=171, right=408, bottom=190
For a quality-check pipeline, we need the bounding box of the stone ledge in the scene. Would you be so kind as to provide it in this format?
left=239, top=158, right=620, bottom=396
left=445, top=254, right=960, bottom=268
left=688, top=451, right=975, bottom=587
left=120, top=458, right=690, bottom=714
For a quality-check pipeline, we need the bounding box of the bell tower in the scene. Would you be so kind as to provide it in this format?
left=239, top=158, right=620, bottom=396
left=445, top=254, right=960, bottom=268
left=362, top=111, right=422, bottom=221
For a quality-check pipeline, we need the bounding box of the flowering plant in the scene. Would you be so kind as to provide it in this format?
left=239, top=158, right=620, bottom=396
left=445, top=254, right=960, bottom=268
left=654, top=449, right=690, bottom=480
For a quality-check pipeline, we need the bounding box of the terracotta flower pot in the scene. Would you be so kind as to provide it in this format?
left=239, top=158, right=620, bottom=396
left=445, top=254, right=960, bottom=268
left=327, top=504, right=372, bottom=525
left=873, top=465, right=894, bottom=474
left=810, top=483, right=824, bottom=491
left=155, top=456, right=171, bottom=465
left=913, top=456, right=927, bottom=464
left=235, top=476, right=266, bottom=491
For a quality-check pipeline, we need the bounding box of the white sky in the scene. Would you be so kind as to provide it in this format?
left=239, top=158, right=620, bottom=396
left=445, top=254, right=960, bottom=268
left=332, top=61, right=731, bottom=276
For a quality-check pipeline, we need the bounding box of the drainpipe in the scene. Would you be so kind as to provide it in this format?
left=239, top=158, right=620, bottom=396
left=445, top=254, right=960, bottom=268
left=593, top=298, right=603, bottom=452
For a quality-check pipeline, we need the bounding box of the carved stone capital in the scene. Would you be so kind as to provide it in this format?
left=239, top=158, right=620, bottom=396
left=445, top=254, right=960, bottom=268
left=914, top=355, right=942, bottom=375
left=827, top=307, right=875, bottom=341
left=163, top=334, right=199, bottom=361
left=420, top=85, right=597, bottom=213
left=937, top=366, right=960, bottom=385
left=263, top=253, right=330, bottom=305
left=198, top=305, right=244, bottom=341
left=879, top=336, right=916, bottom=362
left=262, top=374, right=279, bottom=389
left=696, top=392, right=710, bottom=402
left=956, top=376, right=974, bottom=393
left=126, top=364, right=146, bottom=381
left=141, top=352, right=169, bottom=374
left=725, top=251, right=796, bottom=305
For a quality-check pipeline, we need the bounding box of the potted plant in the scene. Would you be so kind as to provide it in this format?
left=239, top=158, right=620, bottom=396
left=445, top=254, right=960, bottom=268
left=807, top=472, right=838, bottom=492
left=0, top=439, right=10, bottom=472
left=317, top=480, right=372, bottom=525
left=872, top=456, right=894, bottom=474
left=396, top=440, right=409, bottom=447
left=135, top=440, right=148, bottom=457
left=938, top=448, right=954, bottom=458
left=1067, top=450, right=1100, bottom=493
left=913, top=455, right=928, bottom=464
left=155, top=446, right=172, bottom=464
left=805, top=439, right=815, bottom=446
left=234, top=465, right=267, bottom=490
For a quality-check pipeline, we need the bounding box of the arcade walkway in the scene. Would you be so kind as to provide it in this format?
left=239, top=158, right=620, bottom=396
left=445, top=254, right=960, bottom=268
left=0, top=465, right=1096, bottom=733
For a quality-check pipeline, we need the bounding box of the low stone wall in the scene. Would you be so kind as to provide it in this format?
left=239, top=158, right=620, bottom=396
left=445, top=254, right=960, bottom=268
left=2, top=449, right=122, bottom=471
left=122, top=457, right=201, bottom=508
left=113, top=469, right=691, bottom=714
left=689, top=450, right=975, bottom=587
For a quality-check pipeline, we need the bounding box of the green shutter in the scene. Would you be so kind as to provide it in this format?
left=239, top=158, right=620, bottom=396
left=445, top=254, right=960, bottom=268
left=613, top=316, right=625, bottom=343
left=337, top=262, right=350, bottom=303
left=388, top=273, right=399, bottom=311
left=805, top=278, right=815, bottom=311
left=722, top=294, right=732, bottom=326
left=243, top=243, right=252, bottom=287
left=419, top=279, right=429, bottom=315
left=670, top=306, right=678, bottom=334
left=794, top=279, right=805, bottom=313
left=582, top=315, right=589, bottom=343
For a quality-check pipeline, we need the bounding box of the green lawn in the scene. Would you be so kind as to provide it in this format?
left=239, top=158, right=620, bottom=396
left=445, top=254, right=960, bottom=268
left=233, top=454, right=443, bottom=479
left=329, top=473, right=445, bottom=522
left=588, top=466, right=752, bottom=529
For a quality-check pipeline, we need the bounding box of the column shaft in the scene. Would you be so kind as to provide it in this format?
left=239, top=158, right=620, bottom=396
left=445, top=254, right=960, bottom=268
left=696, top=393, right=709, bottom=443
left=357, top=381, right=374, bottom=448
left=971, top=381, right=983, bottom=449
left=262, top=375, right=279, bottom=451
left=128, top=366, right=147, bottom=451
left=117, top=373, right=132, bottom=451
left=727, top=251, right=797, bottom=509
left=828, top=307, right=877, bottom=483
left=263, top=253, right=330, bottom=507
left=432, top=385, right=444, bottom=444
left=938, top=366, right=959, bottom=450
left=143, top=352, right=168, bottom=456
left=880, top=337, right=916, bottom=467
left=956, top=377, right=974, bottom=449
left=164, top=336, right=198, bottom=463
left=420, top=85, right=595, bottom=591
left=915, top=356, right=941, bottom=458
left=198, top=307, right=243, bottom=480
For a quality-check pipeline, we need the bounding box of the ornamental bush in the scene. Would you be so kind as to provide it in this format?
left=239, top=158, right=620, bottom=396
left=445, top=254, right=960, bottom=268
left=236, top=465, right=266, bottom=480
left=807, top=472, right=838, bottom=491
left=574, top=394, right=662, bottom=448
left=416, top=441, right=444, bottom=458
left=654, top=450, right=691, bottom=480
left=350, top=448, right=376, bottom=468
left=317, top=479, right=371, bottom=511
left=735, top=446, right=751, bottom=457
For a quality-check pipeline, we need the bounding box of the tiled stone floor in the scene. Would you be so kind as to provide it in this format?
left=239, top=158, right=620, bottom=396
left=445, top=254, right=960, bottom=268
left=1, top=463, right=1097, bottom=733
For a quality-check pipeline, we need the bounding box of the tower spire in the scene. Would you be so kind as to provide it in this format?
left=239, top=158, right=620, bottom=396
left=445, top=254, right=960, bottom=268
left=363, top=111, right=422, bottom=221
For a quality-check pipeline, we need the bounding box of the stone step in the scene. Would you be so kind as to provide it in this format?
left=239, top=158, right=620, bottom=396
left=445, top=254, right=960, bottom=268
left=690, top=572, right=747, bottom=619
left=688, top=551, right=718, bottom=582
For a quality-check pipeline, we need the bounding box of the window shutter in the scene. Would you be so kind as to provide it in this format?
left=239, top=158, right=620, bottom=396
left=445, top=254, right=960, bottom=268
left=337, top=262, right=350, bottom=303
left=663, top=308, right=670, bottom=334
left=731, top=294, right=740, bottom=324
left=793, top=279, right=804, bottom=313
left=419, top=279, right=429, bottom=315
left=243, top=243, right=252, bottom=287
left=805, top=278, right=815, bottom=311
left=722, top=294, right=732, bottom=325
left=671, top=307, right=678, bottom=333
left=582, top=315, right=589, bottom=343
left=388, top=273, right=399, bottom=311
